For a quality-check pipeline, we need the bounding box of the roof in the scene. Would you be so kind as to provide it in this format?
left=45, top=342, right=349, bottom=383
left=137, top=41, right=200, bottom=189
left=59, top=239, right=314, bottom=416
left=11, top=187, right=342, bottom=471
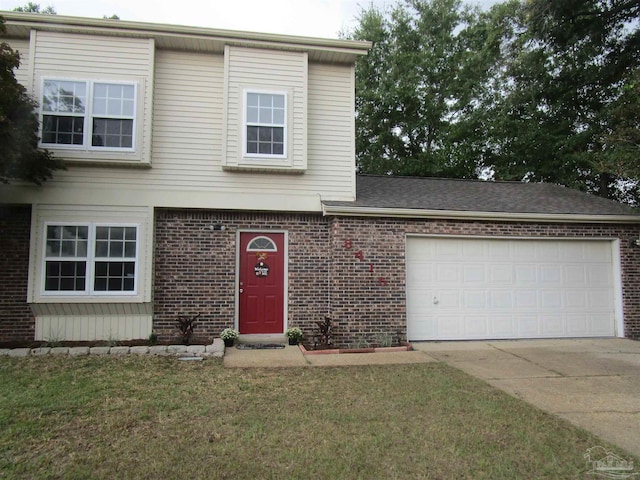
left=1, top=12, right=371, bottom=64
left=322, top=175, right=640, bottom=223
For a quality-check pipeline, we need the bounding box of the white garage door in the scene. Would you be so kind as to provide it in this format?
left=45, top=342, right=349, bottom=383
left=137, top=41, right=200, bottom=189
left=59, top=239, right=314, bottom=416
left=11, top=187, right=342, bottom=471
left=406, top=237, right=618, bottom=340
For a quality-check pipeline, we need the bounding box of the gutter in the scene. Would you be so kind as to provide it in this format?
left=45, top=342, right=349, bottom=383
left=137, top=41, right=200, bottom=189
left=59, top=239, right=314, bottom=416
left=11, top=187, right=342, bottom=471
left=321, top=204, right=640, bottom=224
left=2, top=12, right=372, bottom=55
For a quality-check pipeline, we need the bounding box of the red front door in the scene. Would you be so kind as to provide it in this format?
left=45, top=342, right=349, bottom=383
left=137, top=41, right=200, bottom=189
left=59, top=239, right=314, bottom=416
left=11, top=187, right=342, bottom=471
left=238, top=232, right=285, bottom=334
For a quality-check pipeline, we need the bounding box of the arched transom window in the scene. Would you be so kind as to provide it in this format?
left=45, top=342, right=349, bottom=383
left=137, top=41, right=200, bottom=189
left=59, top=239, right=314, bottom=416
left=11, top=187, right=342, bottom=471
left=247, top=236, right=277, bottom=252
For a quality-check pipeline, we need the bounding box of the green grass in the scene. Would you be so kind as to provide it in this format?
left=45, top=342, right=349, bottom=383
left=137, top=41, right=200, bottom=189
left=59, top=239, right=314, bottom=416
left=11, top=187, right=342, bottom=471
left=0, top=356, right=632, bottom=479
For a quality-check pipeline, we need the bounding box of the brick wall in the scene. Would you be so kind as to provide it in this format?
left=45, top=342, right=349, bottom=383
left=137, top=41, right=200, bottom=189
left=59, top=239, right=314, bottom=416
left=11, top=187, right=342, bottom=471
left=3, top=205, right=638, bottom=346
left=0, top=206, right=35, bottom=343
left=329, top=217, right=640, bottom=344
left=153, top=209, right=330, bottom=342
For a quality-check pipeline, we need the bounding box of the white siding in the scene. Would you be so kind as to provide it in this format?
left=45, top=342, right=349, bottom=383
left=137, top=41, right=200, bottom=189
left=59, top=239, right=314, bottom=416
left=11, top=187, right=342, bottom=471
left=223, top=46, right=307, bottom=171
left=32, top=31, right=154, bottom=165
left=308, top=63, right=356, bottom=199
left=34, top=306, right=152, bottom=341
left=9, top=37, right=31, bottom=87
left=2, top=40, right=357, bottom=211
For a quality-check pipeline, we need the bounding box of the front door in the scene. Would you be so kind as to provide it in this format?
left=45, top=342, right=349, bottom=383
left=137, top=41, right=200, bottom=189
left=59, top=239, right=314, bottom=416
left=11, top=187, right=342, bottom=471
left=238, top=232, right=285, bottom=334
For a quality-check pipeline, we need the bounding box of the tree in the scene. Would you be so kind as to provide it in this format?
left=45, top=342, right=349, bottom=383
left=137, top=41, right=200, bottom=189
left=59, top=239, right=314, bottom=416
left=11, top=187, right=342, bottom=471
left=351, top=0, right=640, bottom=204
left=0, top=17, right=63, bottom=184
left=12, top=3, right=56, bottom=14
left=351, top=0, right=499, bottom=178
left=478, top=0, right=640, bottom=203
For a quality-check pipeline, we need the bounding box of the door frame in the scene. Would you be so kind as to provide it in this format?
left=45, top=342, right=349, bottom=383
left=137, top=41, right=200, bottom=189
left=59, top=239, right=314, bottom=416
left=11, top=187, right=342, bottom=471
left=235, top=230, right=289, bottom=333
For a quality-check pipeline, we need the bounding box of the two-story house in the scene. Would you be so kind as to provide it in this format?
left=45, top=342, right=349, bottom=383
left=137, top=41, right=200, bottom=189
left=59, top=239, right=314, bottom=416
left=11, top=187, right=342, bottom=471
left=2, top=12, right=640, bottom=346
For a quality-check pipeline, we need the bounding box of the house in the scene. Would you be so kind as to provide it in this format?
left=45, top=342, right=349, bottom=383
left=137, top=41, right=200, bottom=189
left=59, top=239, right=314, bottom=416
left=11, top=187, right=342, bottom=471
left=1, top=12, right=639, bottom=346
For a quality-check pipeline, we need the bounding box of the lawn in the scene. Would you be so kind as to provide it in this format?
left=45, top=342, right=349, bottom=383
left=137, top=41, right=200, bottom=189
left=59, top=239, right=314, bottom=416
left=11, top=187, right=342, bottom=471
left=0, top=356, right=629, bottom=479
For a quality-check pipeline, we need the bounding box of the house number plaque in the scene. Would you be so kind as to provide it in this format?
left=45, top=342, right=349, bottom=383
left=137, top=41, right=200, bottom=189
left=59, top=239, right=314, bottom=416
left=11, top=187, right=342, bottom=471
left=343, top=239, right=388, bottom=286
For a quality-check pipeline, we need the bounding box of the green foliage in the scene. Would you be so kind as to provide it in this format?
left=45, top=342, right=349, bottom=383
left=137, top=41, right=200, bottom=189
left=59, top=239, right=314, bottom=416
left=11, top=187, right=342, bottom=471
left=351, top=0, right=640, bottom=203
left=285, top=327, right=303, bottom=340
left=478, top=0, right=640, bottom=202
left=351, top=0, right=501, bottom=178
left=0, top=358, right=627, bottom=478
left=0, top=16, right=63, bottom=184
left=12, top=3, right=56, bottom=14
left=220, top=328, right=239, bottom=340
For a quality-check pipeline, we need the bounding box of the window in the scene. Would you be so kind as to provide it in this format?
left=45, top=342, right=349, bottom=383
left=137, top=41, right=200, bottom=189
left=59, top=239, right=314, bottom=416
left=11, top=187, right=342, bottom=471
left=43, top=223, right=138, bottom=295
left=247, top=236, right=277, bottom=252
left=245, top=91, right=286, bottom=157
left=42, top=79, right=136, bottom=151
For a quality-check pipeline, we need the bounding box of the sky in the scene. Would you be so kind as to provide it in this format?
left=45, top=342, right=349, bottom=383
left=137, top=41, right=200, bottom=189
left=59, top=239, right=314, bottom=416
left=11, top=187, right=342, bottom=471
left=0, top=0, right=498, bottom=39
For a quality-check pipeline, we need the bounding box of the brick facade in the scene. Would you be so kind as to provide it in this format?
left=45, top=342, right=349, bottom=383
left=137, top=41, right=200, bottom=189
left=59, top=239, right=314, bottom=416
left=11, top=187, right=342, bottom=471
left=329, top=216, right=640, bottom=344
left=2, top=205, right=639, bottom=345
left=0, top=206, right=35, bottom=343
left=154, top=210, right=640, bottom=346
left=153, top=209, right=331, bottom=342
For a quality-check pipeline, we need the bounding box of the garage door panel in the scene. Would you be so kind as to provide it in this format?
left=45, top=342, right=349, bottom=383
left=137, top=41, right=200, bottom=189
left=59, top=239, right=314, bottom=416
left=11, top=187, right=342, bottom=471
left=566, top=291, right=587, bottom=308
left=541, top=314, right=565, bottom=335
left=438, top=314, right=464, bottom=337
left=515, top=265, right=537, bottom=284
left=491, top=315, right=514, bottom=337
left=587, top=290, right=613, bottom=309
left=464, top=290, right=486, bottom=308
left=589, top=314, right=615, bottom=335
left=489, top=265, right=512, bottom=283
left=514, top=242, right=537, bottom=258
left=516, top=315, right=540, bottom=337
left=463, top=265, right=485, bottom=283
left=515, top=290, right=537, bottom=308
left=537, top=242, right=562, bottom=259
left=490, top=290, right=513, bottom=308
left=589, top=265, right=613, bottom=285
left=432, top=290, right=459, bottom=308
left=488, top=241, right=510, bottom=258
left=436, top=264, right=459, bottom=283
left=406, top=289, right=435, bottom=310
left=565, top=266, right=587, bottom=284
left=540, top=265, right=562, bottom=284
left=465, top=315, right=489, bottom=337
left=407, top=238, right=617, bottom=340
left=406, top=262, right=433, bottom=286
left=540, top=290, right=562, bottom=308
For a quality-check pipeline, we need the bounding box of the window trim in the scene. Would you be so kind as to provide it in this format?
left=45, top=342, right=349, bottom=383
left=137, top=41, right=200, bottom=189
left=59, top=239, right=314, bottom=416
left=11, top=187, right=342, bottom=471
left=246, top=236, right=278, bottom=252
left=242, top=89, right=288, bottom=160
left=40, top=77, right=138, bottom=153
left=41, top=222, right=140, bottom=297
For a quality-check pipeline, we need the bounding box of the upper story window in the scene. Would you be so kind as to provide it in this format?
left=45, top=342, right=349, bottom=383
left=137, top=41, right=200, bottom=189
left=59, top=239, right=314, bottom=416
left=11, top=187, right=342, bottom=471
left=244, top=90, right=287, bottom=158
left=41, top=79, right=136, bottom=151
left=43, top=223, right=138, bottom=296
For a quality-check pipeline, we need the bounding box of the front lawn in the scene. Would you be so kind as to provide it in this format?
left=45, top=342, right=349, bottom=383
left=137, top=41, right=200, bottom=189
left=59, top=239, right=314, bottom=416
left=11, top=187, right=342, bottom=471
left=0, top=357, right=627, bottom=478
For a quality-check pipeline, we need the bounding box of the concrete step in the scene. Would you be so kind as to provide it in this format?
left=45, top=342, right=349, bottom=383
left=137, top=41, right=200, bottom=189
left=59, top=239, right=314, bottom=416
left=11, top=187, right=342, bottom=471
left=238, top=334, right=287, bottom=344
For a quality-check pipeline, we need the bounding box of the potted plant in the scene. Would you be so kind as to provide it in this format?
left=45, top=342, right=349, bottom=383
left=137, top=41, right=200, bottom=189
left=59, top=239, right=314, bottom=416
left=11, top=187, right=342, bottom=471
left=286, top=327, right=303, bottom=346
left=220, top=328, right=239, bottom=347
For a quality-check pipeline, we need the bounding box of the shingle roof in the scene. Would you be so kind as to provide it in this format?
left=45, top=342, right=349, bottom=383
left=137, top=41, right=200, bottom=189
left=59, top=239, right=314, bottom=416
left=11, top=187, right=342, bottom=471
left=323, top=175, right=639, bottom=217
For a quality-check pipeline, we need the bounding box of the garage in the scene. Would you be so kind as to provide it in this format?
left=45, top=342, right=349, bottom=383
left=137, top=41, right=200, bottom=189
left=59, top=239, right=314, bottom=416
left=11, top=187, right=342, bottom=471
left=406, top=237, right=620, bottom=341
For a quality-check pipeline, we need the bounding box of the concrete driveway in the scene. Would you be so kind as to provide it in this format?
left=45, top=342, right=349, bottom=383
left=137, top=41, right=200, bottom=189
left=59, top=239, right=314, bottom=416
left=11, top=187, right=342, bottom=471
left=412, top=338, right=640, bottom=458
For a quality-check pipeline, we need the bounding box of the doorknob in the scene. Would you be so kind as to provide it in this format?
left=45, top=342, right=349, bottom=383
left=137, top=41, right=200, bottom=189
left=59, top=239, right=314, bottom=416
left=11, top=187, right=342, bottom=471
left=240, top=288, right=244, bottom=294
